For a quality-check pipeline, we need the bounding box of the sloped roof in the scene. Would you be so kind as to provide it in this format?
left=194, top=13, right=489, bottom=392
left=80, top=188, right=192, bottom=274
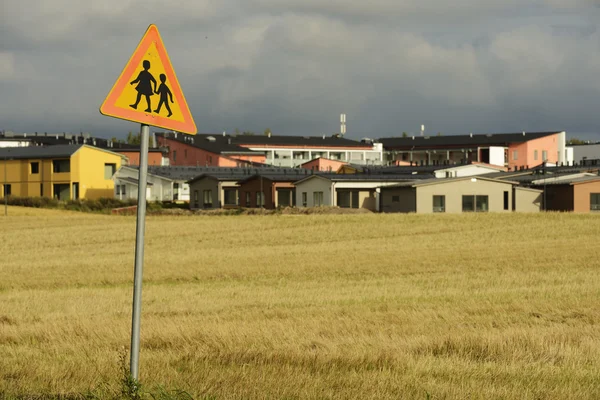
left=382, top=175, right=518, bottom=189
left=0, top=144, right=83, bottom=159
left=156, top=132, right=263, bottom=155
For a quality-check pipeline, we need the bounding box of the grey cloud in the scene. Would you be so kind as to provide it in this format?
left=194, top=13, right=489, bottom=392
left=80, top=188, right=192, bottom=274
left=1, top=1, right=599, bottom=141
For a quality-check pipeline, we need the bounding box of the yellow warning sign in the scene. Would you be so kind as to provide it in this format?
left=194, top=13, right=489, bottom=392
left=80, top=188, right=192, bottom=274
left=100, top=25, right=197, bottom=134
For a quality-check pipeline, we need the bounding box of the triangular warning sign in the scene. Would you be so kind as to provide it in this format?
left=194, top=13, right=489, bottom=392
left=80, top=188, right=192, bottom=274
left=100, top=24, right=197, bottom=134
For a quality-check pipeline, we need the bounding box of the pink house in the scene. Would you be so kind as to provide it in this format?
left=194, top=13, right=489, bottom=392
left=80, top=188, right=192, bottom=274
left=300, top=158, right=347, bottom=172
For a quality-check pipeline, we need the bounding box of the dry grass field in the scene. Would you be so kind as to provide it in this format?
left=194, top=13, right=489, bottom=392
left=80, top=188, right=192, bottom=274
left=1, top=206, right=600, bottom=399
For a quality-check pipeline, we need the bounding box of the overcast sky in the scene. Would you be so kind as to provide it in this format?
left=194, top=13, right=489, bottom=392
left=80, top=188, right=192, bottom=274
left=2, top=1, right=599, bottom=140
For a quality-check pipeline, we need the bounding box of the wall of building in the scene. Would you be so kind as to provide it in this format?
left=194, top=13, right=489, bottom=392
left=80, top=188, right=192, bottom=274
left=514, top=188, right=542, bottom=212
left=294, top=177, right=333, bottom=207
left=239, top=178, right=275, bottom=208
left=72, top=147, right=122, bottom=199
left=189, top=177, right=219, bottom=209
left=156, top=137, right=266, bottom=167
left=415, top=179, right=513, bottom=213
left=434, top=164, right=502, bottom=178
left=380, top=187, right=417, bottom=213
left=540, top=185, right=574, bottom=211
left=573, top=181, right=600, bottom=213
left=508, top=134, right=559, bottom=170
left=301, top=158, right=347, bottom=172
left=571, top=144, right=600, bottom=163
left=119, top=151, right=164, bottom=167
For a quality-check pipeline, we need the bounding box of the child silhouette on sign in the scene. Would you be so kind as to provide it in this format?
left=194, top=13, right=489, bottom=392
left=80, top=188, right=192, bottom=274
left=154, top=74, right=174, bottom=117
left=129, top=60, right=157, bottom=112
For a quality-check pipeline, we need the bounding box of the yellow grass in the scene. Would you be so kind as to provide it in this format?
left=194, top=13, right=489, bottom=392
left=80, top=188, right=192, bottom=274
left=1, top=207, right=600, bottom=399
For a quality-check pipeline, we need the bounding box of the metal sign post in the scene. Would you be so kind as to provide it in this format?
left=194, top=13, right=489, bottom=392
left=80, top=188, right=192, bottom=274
left=130, top=123, right=150, bottom=380
left=100, top=24, right=196, bottom=383
left=4, top=152, right=7, bottom=216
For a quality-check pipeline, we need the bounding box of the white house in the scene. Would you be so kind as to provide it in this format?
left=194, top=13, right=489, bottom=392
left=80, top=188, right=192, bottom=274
left=434, top=163, right=506, bottom=178
left=113, top=166, right=196, bottom=201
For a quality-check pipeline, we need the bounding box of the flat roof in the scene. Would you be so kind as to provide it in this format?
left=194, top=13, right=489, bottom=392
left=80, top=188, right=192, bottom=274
left=378, top=131, right=562, bottom=149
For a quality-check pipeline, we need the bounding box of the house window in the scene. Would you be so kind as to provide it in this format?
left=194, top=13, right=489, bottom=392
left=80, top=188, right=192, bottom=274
left=193, top=190, right=199, bottom=207
left=591, top=193, right=600, bottom=212
left=104, top=163, right=116, bottom=179
left=433, top=195, right=445, bottom=212
left=203, top=190, right=213, bottom=207
left=40, top=184, right=43, bottom=197
left=256, top=192, right=264, bottom=207
left=116, top=184, right=126, bottom=196
left=3, top=184, right=11, bottom=196
left=30, top=162, right=39, bottom=174
left=184, top=149, right=187, bottom=159
left=504, top=191, right=509, bottom=211
left=52, top=159, right=70, bottom=173
left=462, top=195, right=475, bottom=212
left=302, top=192, right=307, bottom=207
left=534, top=150, right=538, bottom=161
left=476, top=195, right=489, bottom=212
left=173, top=150, right=177, bottom=162
left=245, top=191, right=251, bottom=206
left=392, top=195, right=400, bottom=203
left=542, top=150, right=548, bottom=161
left=224, top=189, right=237, bottom=206
left=512, top=150, right=518, bottom=161
left=72, top=182, right=79, bottom=200
left=313, top=191, right=324, bottom=206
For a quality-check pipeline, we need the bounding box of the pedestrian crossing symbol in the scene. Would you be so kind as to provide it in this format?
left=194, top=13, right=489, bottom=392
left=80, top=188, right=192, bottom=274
left=100, top=24, right=197, bottom=135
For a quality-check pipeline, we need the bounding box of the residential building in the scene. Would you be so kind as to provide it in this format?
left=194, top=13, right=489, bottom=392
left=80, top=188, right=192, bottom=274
left=156, top=132, right=383, bottom=168
left=186, top=167, right=294, bottom=209
left=569, top=143, right=600, bottom=164
left=0, top=145, right=125, bottom=200
left=531, top=176, right=600, bottom=213
left=378, top=131, right=571, bottom=170
left=300, top=157, right=347, bottom=172
left=114, top=166, right=224, bottom=202
left=379, top=176, right=534, bottom=213
left=294, top=174, right=432, bottom=211
left=155, top=132, right=267, bottom=167
left=237, top=172, right=311, bottom=209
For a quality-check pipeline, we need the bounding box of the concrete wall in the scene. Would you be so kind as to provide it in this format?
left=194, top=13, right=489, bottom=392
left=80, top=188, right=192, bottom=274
left=514, top=188, right=542, bottom=212
left=415, top=179, right=513, bottom=213
left=571, top=144, right=600, bottom=163
left=573, top=181, right=600, bottom=213
left=294, top=177, right=333, bottom=207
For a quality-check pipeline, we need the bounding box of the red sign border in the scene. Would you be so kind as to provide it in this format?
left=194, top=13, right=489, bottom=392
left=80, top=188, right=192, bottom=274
left=100, top=24, right=197, bottom=135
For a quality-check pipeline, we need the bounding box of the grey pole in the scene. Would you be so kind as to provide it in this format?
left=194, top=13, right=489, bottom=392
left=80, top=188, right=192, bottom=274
left=4, top=152, right=7, bottom=216
left=130, top=124, right=150, bottom=381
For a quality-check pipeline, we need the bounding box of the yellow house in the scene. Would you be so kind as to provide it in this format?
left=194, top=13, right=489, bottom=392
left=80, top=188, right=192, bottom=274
left=0, top=145, right=126, bottom=200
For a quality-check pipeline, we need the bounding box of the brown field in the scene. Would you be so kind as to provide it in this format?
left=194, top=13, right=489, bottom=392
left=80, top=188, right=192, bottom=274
left=1, top=206, right=600, bottom=399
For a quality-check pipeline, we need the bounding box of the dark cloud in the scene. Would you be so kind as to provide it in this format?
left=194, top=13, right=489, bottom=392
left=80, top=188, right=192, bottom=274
left=1, top=1, right=599, bottom=141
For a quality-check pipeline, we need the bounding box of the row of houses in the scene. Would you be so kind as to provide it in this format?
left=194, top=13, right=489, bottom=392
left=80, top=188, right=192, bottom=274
left=1, top=135, right=599, bottom=213
left=6, top=130, right=600, bottom=171
left=183, top=164, right=600, bottom=213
